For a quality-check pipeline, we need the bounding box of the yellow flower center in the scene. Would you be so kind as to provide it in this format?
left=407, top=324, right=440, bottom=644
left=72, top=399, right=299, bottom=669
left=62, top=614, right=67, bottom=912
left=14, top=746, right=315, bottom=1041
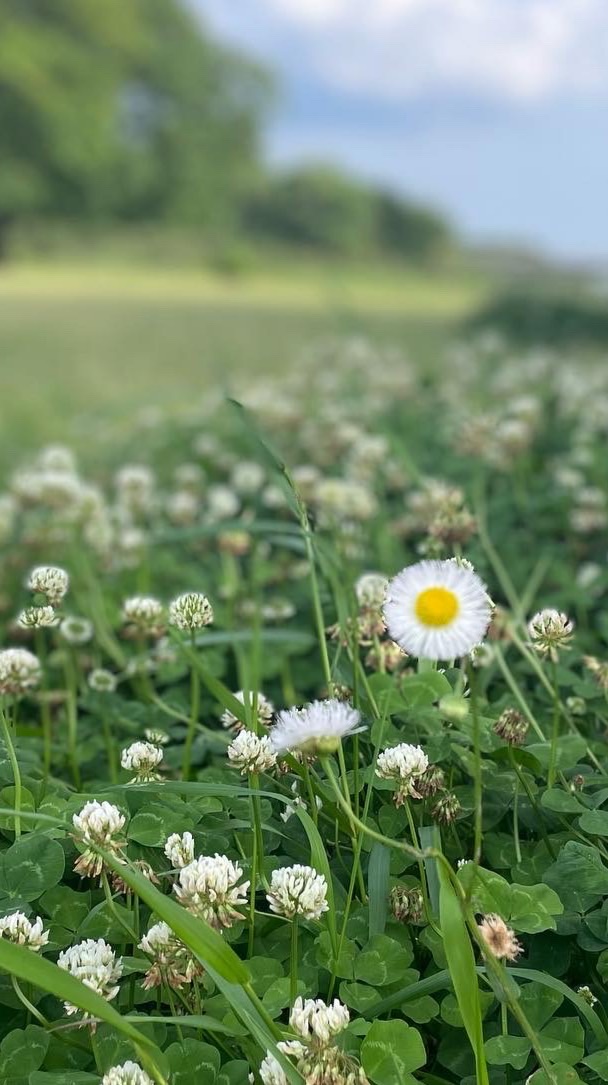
left=415, top=586, right=459, bottom=627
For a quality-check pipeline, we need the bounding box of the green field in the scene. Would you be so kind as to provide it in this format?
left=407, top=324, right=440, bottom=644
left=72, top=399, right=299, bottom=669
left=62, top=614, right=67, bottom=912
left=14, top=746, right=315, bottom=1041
left=0, top=259, right=486, bottom=460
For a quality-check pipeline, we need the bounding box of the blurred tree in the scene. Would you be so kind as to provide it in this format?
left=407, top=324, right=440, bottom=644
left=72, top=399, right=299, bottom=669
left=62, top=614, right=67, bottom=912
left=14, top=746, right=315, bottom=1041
left=245, top=166, right=450, bottom=262
left=0, top=0, right=269, bottom=257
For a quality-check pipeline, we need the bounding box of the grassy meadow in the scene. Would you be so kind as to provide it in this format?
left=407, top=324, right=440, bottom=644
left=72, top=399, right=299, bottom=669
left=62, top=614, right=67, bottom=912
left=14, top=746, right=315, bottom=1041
left=1, top=247, right=608, bottom=1085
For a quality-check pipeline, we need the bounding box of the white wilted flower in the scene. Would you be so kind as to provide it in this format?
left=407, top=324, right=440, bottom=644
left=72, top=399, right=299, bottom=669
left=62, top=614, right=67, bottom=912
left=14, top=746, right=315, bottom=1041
left=0, top=911, right=48, bottom=951
left=528, top=608, right=574, bottom=662
left=0, top=647, right=41, bottom=695
left=102, top=1063, right=154, bottom=1085
left=57, top=938, right=122, bottom=1021
left=227, top=729, right=277, bottom=775
left=17, top=605, right=58, bottom=629
left=266, top=864, right=329, bottom=921
left=139, top=920, right=203, bottom=990
left=72, top=800, right=126, bottom=879
left=376, top=743, right=429, bottom=803
left=121, top=741, right=164, bottom=783
left=164, top=831, right=195, bottom=869
left=59, top=616, right=93, bottom=645
left=122, top=596, right=164, bottom=636
left=173, top=854, right=249, bottom=929
left=27, top=564, right=69, bottom=605
left=384, top=558, right=492, bottom=661
left=168, top=591, right=214, bottom=631
left=290, top=996, right=350, bottom=1044
left=270, top=698, right=363, bottom=756
left=477, top=914, right=522, bottom=961
left=221, top=689, right=275, bottom=732
left=88, top=668, right=117, bottom=693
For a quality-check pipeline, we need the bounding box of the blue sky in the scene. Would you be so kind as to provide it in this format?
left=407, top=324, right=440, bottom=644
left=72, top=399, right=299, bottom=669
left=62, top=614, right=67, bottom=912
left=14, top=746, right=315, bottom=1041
left=192, top=0, right=608, bottom=261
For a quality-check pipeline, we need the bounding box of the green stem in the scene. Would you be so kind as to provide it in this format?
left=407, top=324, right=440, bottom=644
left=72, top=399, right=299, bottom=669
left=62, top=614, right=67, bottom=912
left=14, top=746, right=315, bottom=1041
left=0, top=704, right=21, bottom=838
left=182, top=636, right=201, bottom=781
left=11, top=975, right=48, bottom=1025
left=547, top=662, right=560, bottom=789
left=290, top=917, right=299, bottom=1003
left=469, top=666, right=483, bottom=864
left=404, top=800, right=440, bottom=936
left=63, top=655, right=81, bottom=790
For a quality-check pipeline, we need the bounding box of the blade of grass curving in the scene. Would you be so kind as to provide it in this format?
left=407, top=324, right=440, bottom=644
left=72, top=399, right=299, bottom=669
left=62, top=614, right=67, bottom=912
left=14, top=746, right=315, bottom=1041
left=0, top=940, right=168, bottom=1084
left=438, top=859, right=489, bottom=1085
left=367, top=841, right=390, bottom=937
left=227, top=398, right=300, bottom=517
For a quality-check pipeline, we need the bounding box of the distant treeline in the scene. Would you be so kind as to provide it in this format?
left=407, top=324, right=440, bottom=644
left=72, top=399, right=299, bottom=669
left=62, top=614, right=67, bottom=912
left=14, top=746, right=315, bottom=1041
left=0, top=0, right=449, bottom=263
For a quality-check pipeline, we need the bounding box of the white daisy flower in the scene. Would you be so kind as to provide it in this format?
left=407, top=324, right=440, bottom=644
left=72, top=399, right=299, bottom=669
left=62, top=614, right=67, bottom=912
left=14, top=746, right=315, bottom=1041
left=270, top=698, right=363, bottom=756
left=383, top=558, right=492, bottom=660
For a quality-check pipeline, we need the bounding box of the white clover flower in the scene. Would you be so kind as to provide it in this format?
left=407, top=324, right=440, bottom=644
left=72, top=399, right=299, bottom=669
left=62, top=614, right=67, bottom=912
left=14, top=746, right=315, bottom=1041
left=59, top=616, right=93, bottom=645
left=290, top=997, right=350, bottom=1044
left=88, top=668, right=118, bottom=693
left=270, top=698, right=363, bottom=756
left=227, top=730, right=277, bottom=775
left=231, top=460, right=265, bottom=494
left=259, top=1053, right=288, bottom=1085
left=102, top=1062, right=153, bottom=1085
left=355, top=572, right=388, bottom=609
left=166, top=490, right=199, bottom=526
left=266, top=865, right=329, bottom=921
left=528, top=608, right=574, bottom=662
left=39, top=444, right=77, bottom=474
left=376, top=743, right=429, bottom=803
left=0, top=912, right=48, bottom=951
left=164, top=831, right=196, bottom=869
left=58, top=938, right=122, bottom=1019
left=122, top=596, right=164, bottom=635
left=207, top=484, right=240, bottom=520
left=577, top=985, right=598, bottom=1006
left=138, top=920, right=202, bottom=990
left=173, top=854, right=249, bottom=930
left=221, top=689, right=275, bottom=732
left=121, top=741, right=164, bottom=783
left=0, top=647, right=41, bottom=695
left=17, top=605, right=58, bottom=629
left=27, top=565, right=69, bottom=605
left=383, top=558, right=492, bottom=660
left=72, top=800, right=126, bottom=879
left=168, top=591, right=214, bottom=631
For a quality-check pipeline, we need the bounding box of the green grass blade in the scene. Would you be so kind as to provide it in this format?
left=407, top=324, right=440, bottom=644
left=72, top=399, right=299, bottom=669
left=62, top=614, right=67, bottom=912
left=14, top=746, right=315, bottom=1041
left=438, top=861, right=489, bottom=1085
left=294, top=805, right=338, bottom=955
left=367, top=841, right=390, bottom=937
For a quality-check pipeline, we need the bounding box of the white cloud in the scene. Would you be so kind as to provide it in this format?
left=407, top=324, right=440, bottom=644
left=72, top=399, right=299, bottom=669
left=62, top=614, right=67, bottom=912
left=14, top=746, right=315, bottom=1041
left=198, top=0, right=608, bottom=102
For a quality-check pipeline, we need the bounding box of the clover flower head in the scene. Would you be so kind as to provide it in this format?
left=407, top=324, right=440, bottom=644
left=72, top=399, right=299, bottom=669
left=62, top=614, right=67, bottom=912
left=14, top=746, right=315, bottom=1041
left=164, top=831, right=196, bottom=869
left=17, top=605, right=58, bottom=629
left=528, top=608, right=574, bottom=661
left=72, top=800, right=126, bottom=879
left=289, top=996, right=350, bottom=1045
left=266, top=864, right=329, bottom=921
left=102, top=1062, right=154, bottom=1085
left=88, top=668, right=118, bottom=693
left=227, top=729, right=277, bottom=775
left=376, top=743, right=429, bottom=801
left=27, top=564, right=69, bottom=605
left=57, top=938, right=122, bottom=1021
left=0, top=911, right=48, bottom=950
left=173, top=854, right=249, bottom=930
left=121, top=741, right=164, bottom=783
left=122, top=596, right=164, bottom=635
left=0, top=647, right=41, bottom=695
left=139, top=920, right=203, bottom=990
left=59, top=616, right=93, bottom=645
left=168, top=591, right=214, bottom=631
left=221, top=689, right=275, bottom=732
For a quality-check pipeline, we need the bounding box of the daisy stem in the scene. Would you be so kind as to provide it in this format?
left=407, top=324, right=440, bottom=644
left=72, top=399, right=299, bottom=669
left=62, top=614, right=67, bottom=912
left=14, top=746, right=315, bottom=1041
left=290, top=916, right=299, bottom=1002
left=469, top=666, right=483, bottom=864
left=302, top=761, right=318, bottom=825
left=0, top=703, right=21, bottom=838
left=182, top=632, right=200, bottom=781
